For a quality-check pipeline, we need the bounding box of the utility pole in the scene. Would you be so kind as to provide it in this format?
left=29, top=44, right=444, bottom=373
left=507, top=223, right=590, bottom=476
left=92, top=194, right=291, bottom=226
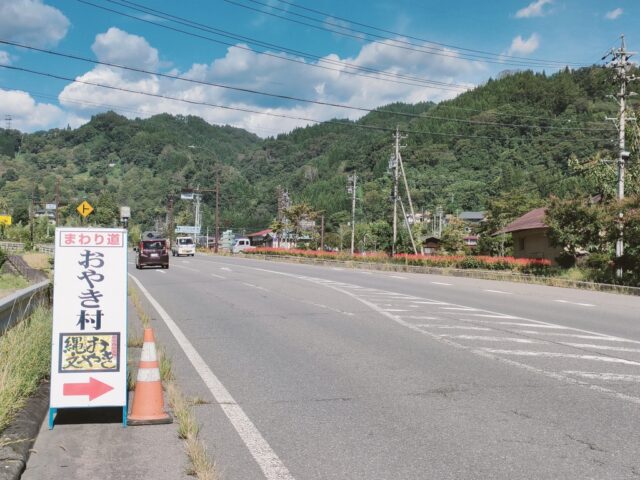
left=194, top=192, right=202, bottom=245
left=348, top=172, right=357, bottom=255
left=167, top=194, right=174, bottom=244
left=55, top=177, right=60, bottom=226
left=215, top=171, right=220, bottom=253
left=604, top=35, right=638, bottom=278
left=320, top=214, right=325, bottom=251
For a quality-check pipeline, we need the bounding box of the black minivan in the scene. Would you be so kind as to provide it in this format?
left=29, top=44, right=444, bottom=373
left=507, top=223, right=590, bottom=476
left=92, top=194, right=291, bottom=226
left=135, top=238, right=169, bottom=269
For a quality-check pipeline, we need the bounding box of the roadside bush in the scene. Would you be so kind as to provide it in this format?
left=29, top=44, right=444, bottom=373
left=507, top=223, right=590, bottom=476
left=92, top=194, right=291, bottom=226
left=249, top=248, right=552, bottom=276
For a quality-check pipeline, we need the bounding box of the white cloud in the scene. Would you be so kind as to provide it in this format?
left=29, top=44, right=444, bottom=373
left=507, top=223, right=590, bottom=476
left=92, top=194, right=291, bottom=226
left=0, top=89, right=85, bottom=131
left=56, top=29, right=486, bottom=137
left=605, top=8, right=623, bottom=20
left=0, top=51, right=10, bottom=65
left=506, top=33, right=540, bottom=56
left=92, top=28, right=159, bottom=71
left=0, top=0, right=69, bottom=47
left=515, top=0, right=553, bottom=18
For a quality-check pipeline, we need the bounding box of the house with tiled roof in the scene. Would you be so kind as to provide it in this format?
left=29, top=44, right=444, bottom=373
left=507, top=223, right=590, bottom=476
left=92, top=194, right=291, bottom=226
left=496, top=207, right=563, bottom=264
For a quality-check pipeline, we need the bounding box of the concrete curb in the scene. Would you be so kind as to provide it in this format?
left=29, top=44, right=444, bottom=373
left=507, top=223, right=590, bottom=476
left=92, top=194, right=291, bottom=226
left=0, top=381, right=49, bottom=480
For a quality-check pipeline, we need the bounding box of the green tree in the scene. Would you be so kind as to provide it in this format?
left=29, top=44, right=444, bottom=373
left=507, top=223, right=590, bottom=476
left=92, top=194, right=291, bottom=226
left=440, top=217, right=467, bottom=254
left=93, top=192, right=120, bottom=227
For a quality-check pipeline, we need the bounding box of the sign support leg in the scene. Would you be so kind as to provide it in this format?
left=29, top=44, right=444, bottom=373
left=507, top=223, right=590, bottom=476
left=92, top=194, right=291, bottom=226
left=48, top=408, right=57, bottom=430
left=122, top=405, right=128, bottom=428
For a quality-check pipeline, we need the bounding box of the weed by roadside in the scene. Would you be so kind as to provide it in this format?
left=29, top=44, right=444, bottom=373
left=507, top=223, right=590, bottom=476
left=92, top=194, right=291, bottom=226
left=0, top=307, right=51, bottom=432
left=0, top=273, right=30, bottom=297
left=128, top=285, right=218, bottom=479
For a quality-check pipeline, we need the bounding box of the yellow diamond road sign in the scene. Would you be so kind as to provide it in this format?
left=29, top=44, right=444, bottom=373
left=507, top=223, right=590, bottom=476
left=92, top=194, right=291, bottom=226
left=76, top=201, right=94, bottom=218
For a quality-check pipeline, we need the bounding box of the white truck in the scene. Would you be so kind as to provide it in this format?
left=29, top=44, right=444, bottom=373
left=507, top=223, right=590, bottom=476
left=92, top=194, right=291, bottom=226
left=172, top=236, right=196, bottom=256
left=232, top=237, right=252, bottom=254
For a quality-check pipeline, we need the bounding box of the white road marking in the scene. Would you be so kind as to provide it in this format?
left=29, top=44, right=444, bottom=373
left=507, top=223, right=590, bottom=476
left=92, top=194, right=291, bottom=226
left=466, top=313, right=520, bottom=319
left=469, top=321, right=569, bottom=329
left=307, top=302, right=355, bottom=317
left=206, top=261, right=640, bottom=406
left=440, top=307, right=478, bottom=311
left=382, top=309, right=410, bottom=312
left=516, top=331, right=640, bottom=344
left=439, top=335, right=540, bottom=344
left=431, top=282, right=452, bottom=286
left=562, top=343, right=640, bottom=353
left=390, top=275, right=406, bottom=279
left=480, top=349, right=640, bottom=365
left=129, top=275, right=295, bottom=480
left=416, top=325, right=492, bottom=331
left=211, top=273, right=226, bottom=279
left=404, top=316, right=441, bottom=320
left=411, top=301, right=448, bottom=305
left=332, top=267, right=344, bottom=271
left=156, top=270, right=166, bottom=274
left=564, top=371, right=640, bottom=383
left=484, top=289, right=512, bottom=295
left=242, top=282, right=268, bottom=292
left=221, top=267, right=232, bottom=272
left=554, top=299, right=595, bottom=307
left=359, top=271, right=373, bottom=275
left=171, top=264, right=199, bottom=273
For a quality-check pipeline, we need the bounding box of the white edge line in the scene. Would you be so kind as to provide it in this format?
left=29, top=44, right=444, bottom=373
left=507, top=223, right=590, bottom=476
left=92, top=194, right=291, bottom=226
left=128, top=274, right=294, bottom=480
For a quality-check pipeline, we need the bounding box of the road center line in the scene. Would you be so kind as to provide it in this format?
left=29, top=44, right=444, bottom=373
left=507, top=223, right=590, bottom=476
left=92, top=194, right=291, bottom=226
left=484, top=289, right=512, bottom=294
left=129, top=275, right=295, bottom=480
left=431, top=282, right=452, bottom=286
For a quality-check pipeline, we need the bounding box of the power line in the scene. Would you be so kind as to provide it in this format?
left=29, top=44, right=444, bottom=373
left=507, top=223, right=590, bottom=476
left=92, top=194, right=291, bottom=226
left=267, top=0, right=585, bottom=67
left=221, top=0, right=588, bottom=69
left=108, top=0, right=470, bottom=92
left=78, top=0, right=467, bottom=93
left=0, top=40, right=614, bottom=135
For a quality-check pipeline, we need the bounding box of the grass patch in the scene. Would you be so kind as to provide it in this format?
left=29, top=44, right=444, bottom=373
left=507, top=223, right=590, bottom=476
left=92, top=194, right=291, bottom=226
left=158, top=346, right=174, bottom=383
left=0, top=273, right=29, bottom=295
left=0, top=307, right=52, bottom=432
left=128, top=329, right=144, bottom=348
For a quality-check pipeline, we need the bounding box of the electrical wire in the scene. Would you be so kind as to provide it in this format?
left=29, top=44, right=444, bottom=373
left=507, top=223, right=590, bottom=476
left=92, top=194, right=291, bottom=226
left=77, top=0, right=467, bottom=93
left=0, top=40, right=615, bottom=134
left=221, top=0, right=589, bottom=69
left=105, top=0, right=469, bottom=92
left=265, top=0, right=585, bottom=67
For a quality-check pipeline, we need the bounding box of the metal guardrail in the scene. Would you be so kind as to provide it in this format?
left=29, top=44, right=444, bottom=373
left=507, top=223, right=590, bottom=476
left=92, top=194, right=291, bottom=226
left=0, top=242, right=54, bottom=254
left=0, top=241, right=24, bottom=253
left=0, top=281, right=51, bottom=335
left=36, top=244, right=54, bottom=254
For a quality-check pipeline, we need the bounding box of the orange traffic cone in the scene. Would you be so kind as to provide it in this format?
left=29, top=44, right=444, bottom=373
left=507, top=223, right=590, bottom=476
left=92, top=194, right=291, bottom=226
left=127, top=328, right=172, bottom=426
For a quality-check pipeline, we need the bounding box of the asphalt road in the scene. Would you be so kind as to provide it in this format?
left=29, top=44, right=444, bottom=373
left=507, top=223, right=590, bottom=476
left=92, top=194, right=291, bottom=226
left=129, top=253, right=640, bottom=480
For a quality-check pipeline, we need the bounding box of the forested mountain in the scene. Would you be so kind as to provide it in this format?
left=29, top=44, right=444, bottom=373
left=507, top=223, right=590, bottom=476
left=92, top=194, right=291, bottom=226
left=0, top=66, right=638, bottom=239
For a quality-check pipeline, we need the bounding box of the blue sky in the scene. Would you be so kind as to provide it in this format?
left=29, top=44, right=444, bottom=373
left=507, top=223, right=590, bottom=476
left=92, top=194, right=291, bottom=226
left=0, top=0, right=637, bottom=135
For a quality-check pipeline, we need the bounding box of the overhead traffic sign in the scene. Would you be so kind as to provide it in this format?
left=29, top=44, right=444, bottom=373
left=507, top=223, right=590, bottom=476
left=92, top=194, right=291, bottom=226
left=76, top=200, right=94, bottom=218
left=49, top=227, right=128, bottom=428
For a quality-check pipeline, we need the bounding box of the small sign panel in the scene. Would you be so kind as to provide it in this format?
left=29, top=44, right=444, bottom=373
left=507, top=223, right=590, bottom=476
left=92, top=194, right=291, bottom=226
left=46, top=203, right=57, bottom=210
left=0, top=215, right=11, bottom=226
left=50, top=228, right=127, bottom=410
left=76, top=201, right=94, bottom=218
left=175, top=225, right=200, bottom=234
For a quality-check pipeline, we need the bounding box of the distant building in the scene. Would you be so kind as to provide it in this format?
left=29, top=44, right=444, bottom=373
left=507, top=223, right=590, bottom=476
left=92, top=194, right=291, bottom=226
left=496, top=207, right=562, bottom=264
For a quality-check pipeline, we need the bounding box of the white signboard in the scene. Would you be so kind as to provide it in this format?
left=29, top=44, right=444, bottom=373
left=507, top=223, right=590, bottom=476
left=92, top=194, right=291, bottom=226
left=175, top=225, right=200, bottom=234
left=45, top=203, right=57, bottom=210
left=49, top=228, right=128, bottom=421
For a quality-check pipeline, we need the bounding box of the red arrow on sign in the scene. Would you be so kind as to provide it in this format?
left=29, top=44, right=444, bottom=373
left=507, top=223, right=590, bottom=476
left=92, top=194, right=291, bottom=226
left=63, top=377, right=114, bottom=401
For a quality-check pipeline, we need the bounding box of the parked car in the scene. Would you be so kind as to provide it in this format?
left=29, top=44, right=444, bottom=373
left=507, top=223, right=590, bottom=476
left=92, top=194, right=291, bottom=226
left=172, top=236, right=195, bottom=256
left=135, top=238, right=169, bottom=269
left=232, top=237, right=252, bottom=253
